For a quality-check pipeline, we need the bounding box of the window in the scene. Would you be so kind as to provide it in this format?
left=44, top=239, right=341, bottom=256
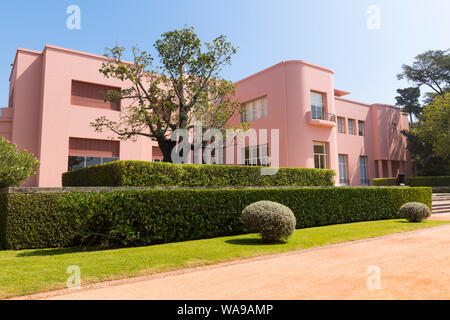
left=71, top=80, right=121, bottom=111
left=313, top=142, right=328, bottom=169
left=152, top=146, right=164, bottom=162
left=68, top=156, right=117, bottom=171
left=311, top=92, right=325, bottom=120
left=348, top=119, right=355, bottom=135
left=68, top=137, right=119, bottom=171
left=337, top=117, right=345, bottom=133
left=241, top=96, right=267, bottom=122
left=242, top=144, right=269, bottom=166
left=358, top=121, right=365, bottom=136
left=338, top=154, right=349, bottom=185
left=360, top=156, right=369, bottom=185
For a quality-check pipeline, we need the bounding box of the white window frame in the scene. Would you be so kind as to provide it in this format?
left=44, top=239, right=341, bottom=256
left=360, top=156, right=369, bottom=185
left=348, top=119, right=355, bottom=135
left=337, top=117, right=345, bottom=133
left=338, top=154, right=349, bottom=185
left=242, top=144, right=269, bottom=166
left=311, top=92, right=325, bottom=120
left=313, top=141, right=329, bottom=169
left=242, top=96, right=268, bottom=123
left=358, top=121, right=365, bottom=136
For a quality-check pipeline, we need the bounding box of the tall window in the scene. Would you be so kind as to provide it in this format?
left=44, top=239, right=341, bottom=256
left=71, top=80, right=121, bottom=111
left=360, top=156, right=369, bottom=185
left=152, top=146, right=163, bottom=162
left=241, top=96, right=267, bottom=122
left=358, top=121, right=365, bottom=136
left=68, top=137, right=119, bottom=171
left=242, top=144, right=269, bottom=166
left=311, top=92, right=325, bottom=120
left=348, top=119, right=355, bottom=135
left=337, top=117, right=345, bottom=133
left=313, top=142, right=328, bottom=169
left=338, top=154, right=349, bottom=185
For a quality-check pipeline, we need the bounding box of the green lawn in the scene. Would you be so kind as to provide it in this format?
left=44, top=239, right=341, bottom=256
left=0, top=219, right=448, bottom=299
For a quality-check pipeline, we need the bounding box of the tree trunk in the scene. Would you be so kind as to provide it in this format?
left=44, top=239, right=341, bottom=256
left=158, top=140, right=177, bottom=163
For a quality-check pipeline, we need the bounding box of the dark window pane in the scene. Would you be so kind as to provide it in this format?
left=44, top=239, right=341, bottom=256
left=314, top=145, right=324, bottom=154
left=85, top=157, right=102, bottom=167
left=68, top=156, right=85, bottom=171
left=102, top=157, right=117, bottom=164
left=314, top=155, right=320, bottom=168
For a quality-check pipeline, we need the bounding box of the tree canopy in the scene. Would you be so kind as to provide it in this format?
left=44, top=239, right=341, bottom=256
left=0, top=137, right=39, bottom=188
left=91, top=26, right=242, bottom=162
left=413, top=93, right=449, bottom=162
left=397, top=49, right=450, bottom=175
left=397, top=49, right=450, bottom=97
left=395, top=87, right=421, bottom=123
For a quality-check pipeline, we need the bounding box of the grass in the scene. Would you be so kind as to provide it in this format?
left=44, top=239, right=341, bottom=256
left=0, top=219, right=448, bottom=299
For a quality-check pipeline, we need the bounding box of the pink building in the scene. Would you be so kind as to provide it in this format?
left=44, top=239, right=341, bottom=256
left=0, top=45, right=412, bottom=187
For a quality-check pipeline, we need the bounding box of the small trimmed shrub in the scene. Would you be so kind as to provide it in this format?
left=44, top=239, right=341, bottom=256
left=62, top=160, right=335, bottom=187
left=399, top=202, right=431, bottom=222
left=373, top=176, right=450, bottom=187
left=241, top=201, right=296, bottom=242
left=0, top=137, right=39, bottom=189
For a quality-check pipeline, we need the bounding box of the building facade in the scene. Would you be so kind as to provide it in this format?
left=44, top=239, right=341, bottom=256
left=0, top=45, right=412, bottom=187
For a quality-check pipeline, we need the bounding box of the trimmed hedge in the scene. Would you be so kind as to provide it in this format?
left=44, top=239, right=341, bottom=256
left=373, top=176, right=450, bottom=187
left=0, top=187, right=431, bottom=250
left=61, top=161, right=335, bottom=187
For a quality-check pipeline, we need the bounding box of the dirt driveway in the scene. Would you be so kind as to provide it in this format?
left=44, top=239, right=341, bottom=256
left=40, top=223, right=450, bottom=300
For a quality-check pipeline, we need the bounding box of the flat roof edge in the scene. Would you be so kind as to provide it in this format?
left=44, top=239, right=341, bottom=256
left=234, top=60, right=334, bottom=85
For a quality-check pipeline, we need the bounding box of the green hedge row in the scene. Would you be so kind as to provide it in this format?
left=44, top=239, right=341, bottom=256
left=0, top=187, right=431, bottom=250
left=373, top=176, right=450, bottom=187
left=62, top=161, right=335, bottom=187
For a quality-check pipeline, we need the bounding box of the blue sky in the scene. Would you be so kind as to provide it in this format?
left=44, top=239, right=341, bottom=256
left=0, top=0, right=449, bottom=107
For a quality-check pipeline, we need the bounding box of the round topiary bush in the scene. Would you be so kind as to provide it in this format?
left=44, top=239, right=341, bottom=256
left=399, top=202, right=431, bottom=222
left=241, top=201, right=296, bottom=242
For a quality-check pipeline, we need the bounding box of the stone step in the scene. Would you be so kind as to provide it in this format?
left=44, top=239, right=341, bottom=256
left=432, top=205, right=450, bottom=211
left=432, top=209, right=450, bottom=214
left=432, top=206, right=450, bottom=210
left=432, top=204, right=450, bottom=208
left=432, top=201, right=450, bottom=207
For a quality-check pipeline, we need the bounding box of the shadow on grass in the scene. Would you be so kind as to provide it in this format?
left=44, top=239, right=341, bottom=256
left=395, top=220, right=427, bottom=224
left=16, top=247, right=99, bottom=257
left=225, top=238, right=287, bottom=246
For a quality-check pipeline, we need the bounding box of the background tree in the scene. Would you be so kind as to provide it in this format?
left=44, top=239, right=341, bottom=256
left=0, top=137, right=39, bottom=188
left=91, top=26, right=242, bottom=162
left=397, top=49, right=450, bottom=176
left=414, top=93, right=449, bottom=163
left=397, top=49, right=450, bottom=98
left=401, top=130, right=449, bottom=176
left=394, top=87, right=421, bottom=123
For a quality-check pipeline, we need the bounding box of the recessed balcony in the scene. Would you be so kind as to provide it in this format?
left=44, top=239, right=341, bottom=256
left=307, top=110, right=336, bottom=127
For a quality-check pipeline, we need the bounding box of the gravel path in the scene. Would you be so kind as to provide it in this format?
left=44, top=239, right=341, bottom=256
left=37, top=223, right=450, bottom=300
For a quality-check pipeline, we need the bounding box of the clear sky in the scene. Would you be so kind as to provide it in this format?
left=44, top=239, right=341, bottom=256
left=0, top=0, right=449, bottom=107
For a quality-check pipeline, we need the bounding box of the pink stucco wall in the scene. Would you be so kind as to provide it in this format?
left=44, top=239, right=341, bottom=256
left=1, top=45, right=412, bottom=187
